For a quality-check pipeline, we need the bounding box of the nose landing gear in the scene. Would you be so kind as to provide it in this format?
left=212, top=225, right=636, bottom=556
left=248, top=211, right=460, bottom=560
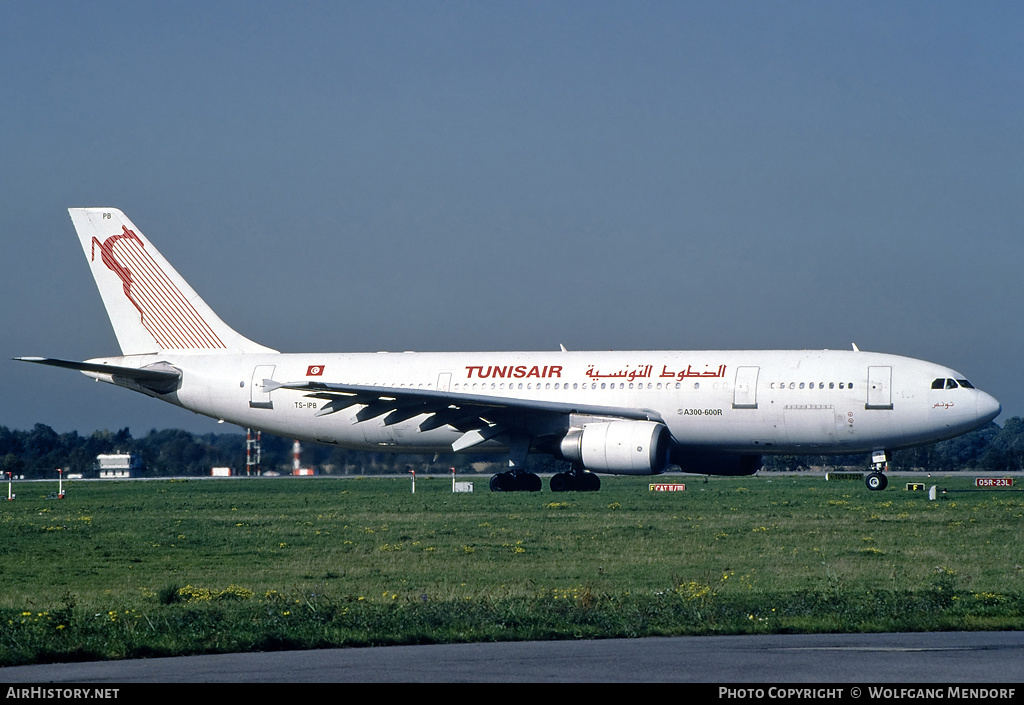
left=866, top=450, right=890, bottom=491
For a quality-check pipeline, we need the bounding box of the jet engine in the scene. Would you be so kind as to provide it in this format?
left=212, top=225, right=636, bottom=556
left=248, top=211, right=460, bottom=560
left=558, top=420, right=671, bottom=475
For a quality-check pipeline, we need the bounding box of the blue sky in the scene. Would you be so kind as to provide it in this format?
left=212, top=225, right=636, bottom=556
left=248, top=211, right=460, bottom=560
left=2, top=1, right=1022, bottom=435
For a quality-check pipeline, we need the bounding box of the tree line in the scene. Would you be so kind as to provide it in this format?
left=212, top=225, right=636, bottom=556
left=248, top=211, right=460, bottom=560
left=0, top=424, right=531, bottom=478
left=1, top=418, right=1021, bottom=480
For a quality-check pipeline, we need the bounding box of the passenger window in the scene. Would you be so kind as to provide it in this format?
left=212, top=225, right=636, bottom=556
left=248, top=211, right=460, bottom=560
left=829, top=382, right=834, bottom=389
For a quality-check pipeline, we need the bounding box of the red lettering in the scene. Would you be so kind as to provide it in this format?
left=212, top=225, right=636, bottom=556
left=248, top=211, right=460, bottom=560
left=466, top=364, right=562, bottom=379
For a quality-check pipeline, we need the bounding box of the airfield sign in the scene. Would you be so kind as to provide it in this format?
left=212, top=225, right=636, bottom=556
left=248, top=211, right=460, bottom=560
left=976, top=478, right=1013, bottom=488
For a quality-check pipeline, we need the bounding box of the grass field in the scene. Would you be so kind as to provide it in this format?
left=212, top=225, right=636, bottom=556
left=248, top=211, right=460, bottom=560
left=1, top=474, right=1022, bottom=665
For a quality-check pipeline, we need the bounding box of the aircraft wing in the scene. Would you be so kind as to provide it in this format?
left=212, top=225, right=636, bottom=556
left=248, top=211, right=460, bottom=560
left=266, top=379, right=665, bottom=451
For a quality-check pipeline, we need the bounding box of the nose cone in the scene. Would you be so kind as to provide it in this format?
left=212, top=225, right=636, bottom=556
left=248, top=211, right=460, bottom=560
left=977, top=391, right=1001, bottom=425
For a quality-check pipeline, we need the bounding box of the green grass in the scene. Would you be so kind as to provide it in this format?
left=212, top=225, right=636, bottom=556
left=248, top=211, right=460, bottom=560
left=1, top=474, right=1022, bottom=665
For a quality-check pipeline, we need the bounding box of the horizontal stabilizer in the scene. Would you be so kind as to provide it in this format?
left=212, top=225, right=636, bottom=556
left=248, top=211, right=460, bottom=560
left=15, top=357, right=181, bottom=394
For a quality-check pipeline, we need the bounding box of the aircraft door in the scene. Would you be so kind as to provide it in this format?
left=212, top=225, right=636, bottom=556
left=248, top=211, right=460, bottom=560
left=866, top=366, right=893, bottom=410
left=733, top=366, right=759, bottom=409
left=250, top=365, right=276, bottom=409
left=437, top=372, right=452, bottom=392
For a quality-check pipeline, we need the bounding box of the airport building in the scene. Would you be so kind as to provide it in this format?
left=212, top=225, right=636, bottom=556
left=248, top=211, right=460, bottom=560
left=96, top=453, right=142, bottom=479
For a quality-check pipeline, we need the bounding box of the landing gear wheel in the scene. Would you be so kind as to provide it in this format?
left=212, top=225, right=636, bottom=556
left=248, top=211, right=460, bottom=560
left=550, top=472, right=571, bottom=492
left=866, top=471, right=888, bottom=491
left=490, top=471, right=542, bottom=492
left=549, top=469, right=601, bottom=492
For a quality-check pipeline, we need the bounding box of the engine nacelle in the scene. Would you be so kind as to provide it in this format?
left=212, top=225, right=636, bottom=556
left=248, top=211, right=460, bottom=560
left=558, top=421, right=671, bottom=475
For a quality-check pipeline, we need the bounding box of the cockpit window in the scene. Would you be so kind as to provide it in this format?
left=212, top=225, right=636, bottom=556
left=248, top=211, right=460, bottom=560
left=932, top=377, right=974, bottom=390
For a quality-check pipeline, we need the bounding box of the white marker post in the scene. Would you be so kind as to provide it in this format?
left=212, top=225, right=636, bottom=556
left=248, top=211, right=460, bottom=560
left=410, top=469, right=415, bottom=494
left=451, top=467, right=456, bottom=493
left=57, top=468, right=65, bottom=499
left=6, top=472, right=13, bottom=501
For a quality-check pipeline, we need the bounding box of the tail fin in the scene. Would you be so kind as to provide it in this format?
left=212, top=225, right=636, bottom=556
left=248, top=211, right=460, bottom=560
left=69, top=208, right=277, bottom=355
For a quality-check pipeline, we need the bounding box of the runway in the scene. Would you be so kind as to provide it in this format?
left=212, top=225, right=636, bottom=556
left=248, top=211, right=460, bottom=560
left=2, top=631, right=1022, bottom=683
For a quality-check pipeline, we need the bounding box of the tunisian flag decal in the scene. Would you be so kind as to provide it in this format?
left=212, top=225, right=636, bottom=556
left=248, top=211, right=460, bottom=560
left=306, top=365, right=325, bottom=377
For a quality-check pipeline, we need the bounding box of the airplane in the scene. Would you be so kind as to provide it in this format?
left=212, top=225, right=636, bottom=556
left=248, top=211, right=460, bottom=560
left=17, top=208, right=1001, bottom=492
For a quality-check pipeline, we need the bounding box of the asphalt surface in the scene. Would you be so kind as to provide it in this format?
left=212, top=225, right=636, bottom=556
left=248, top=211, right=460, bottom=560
left=2, top=631, right=1022, bottom=683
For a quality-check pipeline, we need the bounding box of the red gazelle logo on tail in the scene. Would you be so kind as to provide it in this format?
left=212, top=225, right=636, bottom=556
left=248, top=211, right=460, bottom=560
left=91, top=227, right=226, bottom=350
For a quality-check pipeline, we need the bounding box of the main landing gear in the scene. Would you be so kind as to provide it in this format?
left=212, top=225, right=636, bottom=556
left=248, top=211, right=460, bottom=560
left=487, top=435, right=601, bottom=492
left=489, top=435, right=542, bottom=492
left=866, top=450, right=890, bottom=491
left=550, top=466, right=600, bottom=492
left=487, top=468, right=601, bottom=492
left=489, top=471, right=542, bottom=492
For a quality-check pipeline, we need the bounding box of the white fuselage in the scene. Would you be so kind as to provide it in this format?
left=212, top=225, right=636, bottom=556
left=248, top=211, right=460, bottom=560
left=85, top=348, right=1001, bottom=464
